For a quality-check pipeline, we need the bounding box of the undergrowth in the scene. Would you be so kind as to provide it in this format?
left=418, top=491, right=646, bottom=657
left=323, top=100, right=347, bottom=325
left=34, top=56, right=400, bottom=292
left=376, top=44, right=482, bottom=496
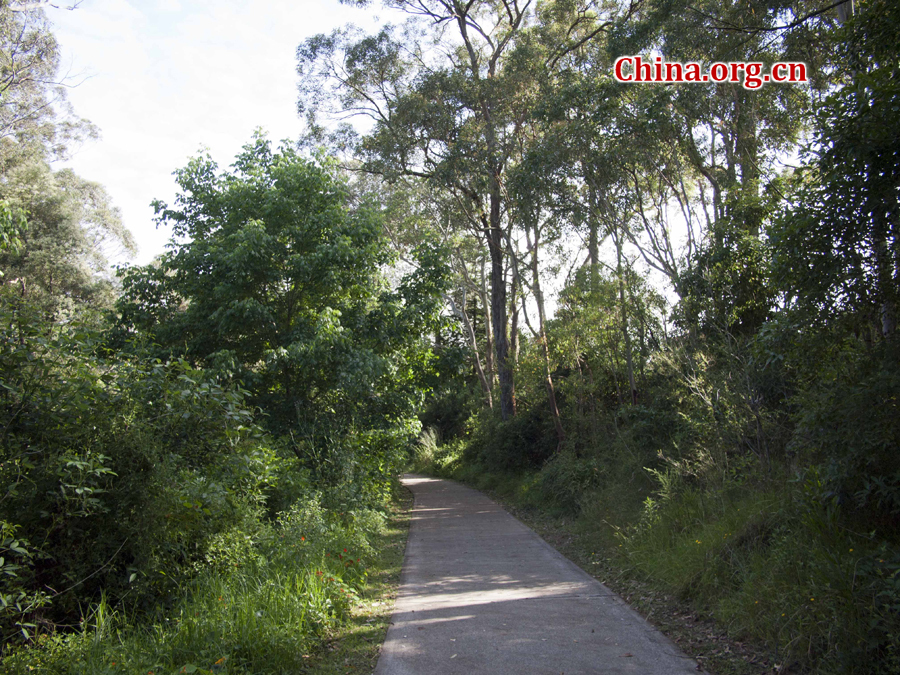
left=0, top=489, right=398, bottom=675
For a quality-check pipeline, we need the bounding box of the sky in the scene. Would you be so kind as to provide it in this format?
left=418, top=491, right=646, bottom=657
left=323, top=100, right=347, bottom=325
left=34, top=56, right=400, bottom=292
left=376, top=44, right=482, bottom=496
left=49, top=0, right=383, bottom=265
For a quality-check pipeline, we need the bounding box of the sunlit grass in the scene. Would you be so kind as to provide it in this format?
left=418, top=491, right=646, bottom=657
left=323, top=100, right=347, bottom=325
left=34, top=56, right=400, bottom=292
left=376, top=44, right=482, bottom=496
left=0, top=483, right=413, bottom=675
left=299, top=483, right=412, bottom=674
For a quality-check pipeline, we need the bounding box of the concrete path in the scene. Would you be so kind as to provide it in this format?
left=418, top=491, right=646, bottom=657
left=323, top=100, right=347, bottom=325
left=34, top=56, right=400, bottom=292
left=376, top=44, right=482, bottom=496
left=374, top=475, right=703, bottom=675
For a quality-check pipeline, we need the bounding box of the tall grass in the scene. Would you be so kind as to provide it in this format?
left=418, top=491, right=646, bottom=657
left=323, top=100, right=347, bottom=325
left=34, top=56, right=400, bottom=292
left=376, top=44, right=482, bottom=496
left=0, top=499, right=383, bottom=675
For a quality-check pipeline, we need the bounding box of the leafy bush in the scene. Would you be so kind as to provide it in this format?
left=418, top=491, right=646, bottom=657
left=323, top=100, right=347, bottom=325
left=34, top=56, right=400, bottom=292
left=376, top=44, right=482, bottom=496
left=0, top=292, right=288, bottom=642
left=534, top=451, right=602, bottom=513
left=113, top=138, right=449, bottom=504
left=789, top=342, right=900, bottom=520
left=464, top=405, right=557, bottom=471
left=0, top=493, right=387, bottom=674
left=612, top=462, right=900, bottom=674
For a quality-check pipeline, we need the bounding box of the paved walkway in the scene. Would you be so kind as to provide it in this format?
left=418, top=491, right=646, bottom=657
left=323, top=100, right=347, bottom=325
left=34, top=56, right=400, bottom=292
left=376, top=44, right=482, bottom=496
left=374, top=475, right=703, bottom=675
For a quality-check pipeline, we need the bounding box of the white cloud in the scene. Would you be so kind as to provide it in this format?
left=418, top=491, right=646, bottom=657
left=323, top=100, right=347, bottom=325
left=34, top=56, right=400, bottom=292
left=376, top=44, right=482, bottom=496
left=48, top=0, right=382, bottom=264
left=155, top=0, right=182, bottom=11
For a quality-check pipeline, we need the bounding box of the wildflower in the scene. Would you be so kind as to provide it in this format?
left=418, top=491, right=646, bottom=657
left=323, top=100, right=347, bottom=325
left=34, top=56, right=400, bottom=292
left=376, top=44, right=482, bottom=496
left=810, top=597, right=815, bottom=602
left=214, top=657, right=227, bottom=665
left=301, top=536, right=305, bottom=541
left=344, top=548, right=348, bottom=553
left=849, top=548, right=853, bottom=553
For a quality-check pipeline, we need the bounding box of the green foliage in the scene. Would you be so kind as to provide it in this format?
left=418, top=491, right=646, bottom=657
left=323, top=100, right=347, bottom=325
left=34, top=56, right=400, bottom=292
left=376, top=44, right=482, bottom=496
left=0, top=157, right=134, bottom=316
left=788, top=342, right=900, bottom=519
left=0, top=494, right=388, bottom=675
left=0, top=290, right=288, bottom=640
left=417, top=379, right=477, bottom=444
left=0, top=200, right=26, bottom=257
left=464, top=405, right=558, bottom=471
left=409, top=427, right=465, bottom=476
left=533, top=451, right=604, bottom=513
left=550, top=267, right=664, bottom=414
left=115, top=135, right=448, bottom=497
left=0, top=521, right=48, bottom=643
left=0, top=4, right=97, bottom=164
left=0, top=121, right=443, bottom=664
left=678, top=219, right=774, bottom=335
left=0, top=284, right=400, bottom=667
left=770, top=0, right=900, bottom=337
left=0, top=4, right=126, bottom=315
left=616, top=467, right=900, bottom=675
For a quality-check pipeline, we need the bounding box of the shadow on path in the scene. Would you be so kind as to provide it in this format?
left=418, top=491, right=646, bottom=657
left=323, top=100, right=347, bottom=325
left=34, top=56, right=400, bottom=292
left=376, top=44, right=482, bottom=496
left=373, top=475, right=703, bottom=674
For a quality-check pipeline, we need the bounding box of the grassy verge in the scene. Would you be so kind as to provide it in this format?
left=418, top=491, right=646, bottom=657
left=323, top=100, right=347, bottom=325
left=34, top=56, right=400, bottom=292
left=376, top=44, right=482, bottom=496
left=0, top=483, right=413, bottom=675
left=302, top=482, right=412, bottom=674
left=499, top=494, right=777, bottom=675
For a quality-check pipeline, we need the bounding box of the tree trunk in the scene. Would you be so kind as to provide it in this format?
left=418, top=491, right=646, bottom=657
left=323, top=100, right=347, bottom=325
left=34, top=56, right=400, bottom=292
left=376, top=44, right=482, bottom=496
left=872, top=180, right=897, bottom=339
left=587, top=178, right=600, bottom=293
left=613, top=225, right=637, bottom=405
left=509, top=267, right=520, bottom=374
left=479, top=258, right=495, bottom=385
left=488, top=184, right=515, bottom=419
left=735, top=88, right=762, bottom=237
left=528, top=222, right=565, bottom=450
left=448, top=293, right=493, bottom=408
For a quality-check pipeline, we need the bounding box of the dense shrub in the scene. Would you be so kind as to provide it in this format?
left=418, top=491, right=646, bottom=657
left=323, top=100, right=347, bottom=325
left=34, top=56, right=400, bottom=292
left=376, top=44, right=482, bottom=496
left=463, top=404, right=558, bottom=471
left=0, top=291, right=288, bottom=643
left=789, top=341, right=900, bottom=521
left=0, top=493, right=387, bottom=674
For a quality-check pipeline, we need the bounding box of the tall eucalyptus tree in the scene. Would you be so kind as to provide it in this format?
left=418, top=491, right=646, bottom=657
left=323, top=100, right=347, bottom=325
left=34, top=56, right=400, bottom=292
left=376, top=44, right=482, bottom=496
left=297, top=0, right=640, bottom=420
left=614, top=0, right=841, bottom=331
left=0, top=2, right=133, bottom=315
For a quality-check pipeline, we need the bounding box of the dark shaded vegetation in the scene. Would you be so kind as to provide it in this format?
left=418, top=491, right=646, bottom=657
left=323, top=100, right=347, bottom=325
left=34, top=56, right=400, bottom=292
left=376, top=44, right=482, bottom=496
left=0, top=135, right=448, bottom=670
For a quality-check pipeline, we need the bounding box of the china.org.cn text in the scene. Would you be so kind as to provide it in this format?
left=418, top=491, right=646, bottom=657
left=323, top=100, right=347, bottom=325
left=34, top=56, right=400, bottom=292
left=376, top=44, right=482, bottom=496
left=614, top=56, right=808, bottom=89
